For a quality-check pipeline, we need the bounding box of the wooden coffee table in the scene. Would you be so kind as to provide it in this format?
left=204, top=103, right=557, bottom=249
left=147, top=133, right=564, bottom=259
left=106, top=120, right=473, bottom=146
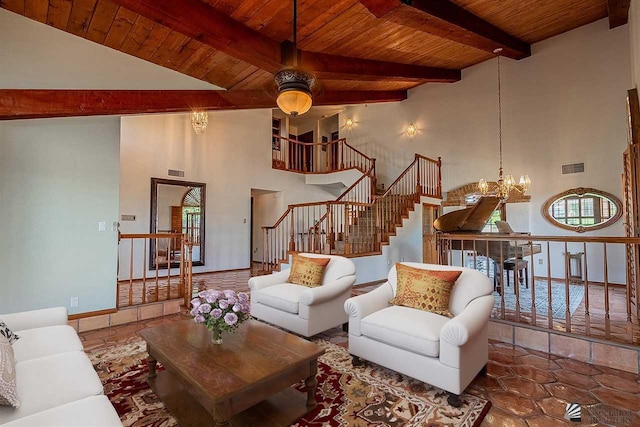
left=139, top=319, right=324, bottom=427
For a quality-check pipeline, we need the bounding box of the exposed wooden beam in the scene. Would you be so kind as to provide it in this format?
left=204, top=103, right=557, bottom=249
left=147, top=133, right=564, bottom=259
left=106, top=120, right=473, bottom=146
left=608, top=0, right=631, bottom=28
left=0, top=90, right=407, bottom=120
left=108, top=0, right=283, bottom=72
left=109, top=1, right=462, bottom=83
left=359, top=0, right=531, bottom=60
left=299, top=50, right=460, bottom=82
left=281, top=41, right=459, bottom=82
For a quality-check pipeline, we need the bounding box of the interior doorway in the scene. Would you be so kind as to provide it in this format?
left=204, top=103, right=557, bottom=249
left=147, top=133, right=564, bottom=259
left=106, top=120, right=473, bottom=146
left=422, top=203, right=440, bottom=264
left=251, top=189, right=282, bottom=267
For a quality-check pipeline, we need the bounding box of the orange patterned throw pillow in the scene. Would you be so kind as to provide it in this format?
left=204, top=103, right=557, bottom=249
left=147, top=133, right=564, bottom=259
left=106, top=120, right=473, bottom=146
left=287, top=255, right=331, bottom=288
left=390, top=263, right=462, bottom=317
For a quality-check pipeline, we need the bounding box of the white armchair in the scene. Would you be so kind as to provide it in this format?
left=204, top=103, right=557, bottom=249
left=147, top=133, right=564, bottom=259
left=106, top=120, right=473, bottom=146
left=249, top=253, right=356, bottom=337
left=344, top=263, right=494, bottom=406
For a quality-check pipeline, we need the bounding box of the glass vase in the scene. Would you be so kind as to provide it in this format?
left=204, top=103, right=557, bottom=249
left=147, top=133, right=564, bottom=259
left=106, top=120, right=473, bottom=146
left=211, top=328, right=223, bottom=345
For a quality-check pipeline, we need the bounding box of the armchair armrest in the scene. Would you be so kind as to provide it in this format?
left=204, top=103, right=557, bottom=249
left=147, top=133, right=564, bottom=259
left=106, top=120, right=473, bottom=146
left=344, top=283, right=393, bottom=336
left=299, top=275, right=355, bottom=306
left=1, top=307, right=69, bottom=332
left=248, top=269, right=291, bottom=292
left=440, top=295, right=494, bottom=347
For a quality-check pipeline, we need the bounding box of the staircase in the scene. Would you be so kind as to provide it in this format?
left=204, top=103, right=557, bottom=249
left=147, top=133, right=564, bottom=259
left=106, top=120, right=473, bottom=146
left=261, top=142, right=442, bottom=272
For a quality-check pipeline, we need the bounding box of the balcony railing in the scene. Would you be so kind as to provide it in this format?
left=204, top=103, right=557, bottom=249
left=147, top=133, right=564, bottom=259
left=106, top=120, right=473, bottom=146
left=437, top=233, right=640, bottom=345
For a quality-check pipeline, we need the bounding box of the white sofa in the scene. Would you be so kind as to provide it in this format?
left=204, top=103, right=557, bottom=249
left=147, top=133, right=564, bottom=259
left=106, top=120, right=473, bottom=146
left=344, top=263, right=494, bottom=406
left=0, top=307, right=122, bottom=426
left=249, top=254, right=357, bottom=337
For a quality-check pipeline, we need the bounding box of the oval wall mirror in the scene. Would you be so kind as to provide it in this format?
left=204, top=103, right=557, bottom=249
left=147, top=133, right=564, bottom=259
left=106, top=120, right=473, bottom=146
left=541, top=187, right=622, bottom=233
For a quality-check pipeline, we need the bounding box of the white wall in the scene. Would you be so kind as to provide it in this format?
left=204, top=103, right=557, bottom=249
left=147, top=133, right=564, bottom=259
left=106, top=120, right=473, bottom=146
left=118, top=111, right=339, bottom=277
left=341, top=19, right=631, bottom=283
left=0, top=117, right=120, bottom=314
left=0, top=8, right=220, bottom=90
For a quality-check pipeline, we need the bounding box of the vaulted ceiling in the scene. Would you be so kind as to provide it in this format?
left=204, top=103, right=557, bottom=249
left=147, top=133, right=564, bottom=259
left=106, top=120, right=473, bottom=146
left=0, top=0, right=628, bottom=119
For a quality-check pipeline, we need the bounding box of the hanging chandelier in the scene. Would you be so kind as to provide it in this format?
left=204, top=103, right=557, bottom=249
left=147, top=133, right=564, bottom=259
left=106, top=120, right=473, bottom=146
left=191, top=111, right=208, bottom=135
left=478, top=49, right=530, bottom=202
left=274, top=0, right=315, bottom=117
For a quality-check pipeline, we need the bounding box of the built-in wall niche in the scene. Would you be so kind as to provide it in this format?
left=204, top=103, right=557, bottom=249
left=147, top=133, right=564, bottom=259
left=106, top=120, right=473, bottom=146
left=542, top=187, right=622, bottom=233
left=150, top=178, right=206, bottom=269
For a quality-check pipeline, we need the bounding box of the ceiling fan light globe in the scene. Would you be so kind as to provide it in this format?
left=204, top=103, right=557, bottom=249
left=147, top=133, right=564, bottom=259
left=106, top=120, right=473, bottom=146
left=276, top=89, right=312, bottom=117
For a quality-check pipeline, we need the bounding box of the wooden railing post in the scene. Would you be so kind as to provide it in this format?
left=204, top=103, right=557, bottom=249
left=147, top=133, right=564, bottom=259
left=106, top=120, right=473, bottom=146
left=340, top=140, right=345, bottom=169
left=371, top=158, right=377, bottom=196
left=289, top=208, right=296, bottom=251
left=437, top=157, right=442, bottom=198
left=344, top=202, right=351, bottom=254
left=415, top=153, right=421, bottom=197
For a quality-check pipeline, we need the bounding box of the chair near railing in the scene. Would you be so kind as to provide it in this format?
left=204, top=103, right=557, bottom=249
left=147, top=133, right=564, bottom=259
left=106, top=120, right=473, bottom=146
left=436, top=233, right=640, bottom=345
left=271, top=134, right=374, bottom=174
left=117, top=232, right=194, bottom=309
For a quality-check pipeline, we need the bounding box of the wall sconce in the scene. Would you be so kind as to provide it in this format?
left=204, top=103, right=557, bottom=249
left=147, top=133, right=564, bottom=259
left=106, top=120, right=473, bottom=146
left=345, top=117, right=354, bottom=130
left=406, top=123, right=417, bottom=137
left=191, top=111, right=208, bottom=135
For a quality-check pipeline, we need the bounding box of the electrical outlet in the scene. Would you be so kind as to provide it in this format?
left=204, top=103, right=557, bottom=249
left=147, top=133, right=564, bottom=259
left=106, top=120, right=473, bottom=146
left=70, top=297, right=79, bottom=308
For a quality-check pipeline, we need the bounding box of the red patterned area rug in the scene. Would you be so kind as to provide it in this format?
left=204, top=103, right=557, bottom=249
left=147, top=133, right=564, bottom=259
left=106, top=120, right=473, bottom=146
left=89, top=339, right=490, bottom=427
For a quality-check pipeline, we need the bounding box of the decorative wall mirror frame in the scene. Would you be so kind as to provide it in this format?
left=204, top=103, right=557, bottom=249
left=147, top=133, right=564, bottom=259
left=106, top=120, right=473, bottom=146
left=542, top=187, right=622, bottom=233
left=150, top=178, right=206, bottom=269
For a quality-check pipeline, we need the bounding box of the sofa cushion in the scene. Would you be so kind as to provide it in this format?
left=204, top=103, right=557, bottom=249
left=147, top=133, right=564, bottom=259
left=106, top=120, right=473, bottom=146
left=360, top=305, right=450, bottom=357
left=0, top=322, right=19, bottom=345
left=287, top=254, right=331, bottom=288
left=1, top=396, right=121, bottom=427
left=0, top=352, right=104, bottom=424
left=254, top=283, right=309, bottom=314
left=0, top=336, right=19, bottom=408
left=12, top=325, right=84, bottom=363
left=390, top=263, right=460, bottom=317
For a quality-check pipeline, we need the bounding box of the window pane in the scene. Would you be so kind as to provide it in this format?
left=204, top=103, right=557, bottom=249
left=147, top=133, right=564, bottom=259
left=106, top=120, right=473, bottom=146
left=581, top=198, right=594, bottom=217
left=567, top=199, right=580, bottom=217
left=552, top=201, right=565, bottom=218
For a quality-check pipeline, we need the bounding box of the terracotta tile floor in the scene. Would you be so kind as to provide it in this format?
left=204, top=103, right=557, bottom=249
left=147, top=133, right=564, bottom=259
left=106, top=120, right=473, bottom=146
left=93, top=268, right=640, bottom=426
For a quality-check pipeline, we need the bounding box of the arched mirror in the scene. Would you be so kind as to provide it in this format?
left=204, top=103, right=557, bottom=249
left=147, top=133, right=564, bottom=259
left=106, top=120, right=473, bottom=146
left=542, top=187, right=622, bottom=233
left=150, top=178, right=206, bottom=269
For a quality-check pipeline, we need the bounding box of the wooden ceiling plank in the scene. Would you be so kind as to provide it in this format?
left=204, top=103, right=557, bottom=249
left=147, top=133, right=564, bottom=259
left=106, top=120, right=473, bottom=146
left=359, top=0, right=530, bottom=59
left=300, top=50, right=460, bottom=82
left=166, top=39, right=203, bottom=70
left=2, top=0, right=25, bottom=14
left=119, top=14, right=155, bottom=55
left=607, top=0, right=630, bottom=28
left=66, top=0, right=97, bottom=37
left=108, top=0, right=283, bottom=72
left=46, top=0, right=72, bottom=30
left=136, top=23, right=172, bottom=61
left=103, top=6, right=137, bottom=49
left=149, top=31, right=189, bottom=65
left=231, top=0, right=272, bottom=24
left=85, top=0, right=118, bottom=43
left=0, top=89, right=406, bottom=119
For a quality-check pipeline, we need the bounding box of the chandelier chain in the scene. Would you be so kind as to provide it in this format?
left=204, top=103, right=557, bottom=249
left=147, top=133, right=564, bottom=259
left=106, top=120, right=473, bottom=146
left=497, top=54, right=503, bottom=176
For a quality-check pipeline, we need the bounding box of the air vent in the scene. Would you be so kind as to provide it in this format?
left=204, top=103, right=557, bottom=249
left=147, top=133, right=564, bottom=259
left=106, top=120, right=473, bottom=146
left=562, top=163, right=584, bottom=174
left=121, top=214, right=136, bottom=221
left=168, top=169, right=185, bottom=177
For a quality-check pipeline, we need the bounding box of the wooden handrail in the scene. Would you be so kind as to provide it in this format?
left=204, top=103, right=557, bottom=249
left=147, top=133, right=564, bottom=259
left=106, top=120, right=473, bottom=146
left=120, top=233, right=184, bottom=240
left=263, top=206, right=293, bottom=230
left=343, top=140, right=374, bottom=163
left=380, top=157, right=419, bottom=198
left=439, top=233, right=640, bottom=244
left=337, top=163, right=376, bottom=202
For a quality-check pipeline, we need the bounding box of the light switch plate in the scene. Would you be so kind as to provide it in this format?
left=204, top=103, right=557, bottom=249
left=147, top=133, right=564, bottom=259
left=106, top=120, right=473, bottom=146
left=98, top=221, right=107, bottom=232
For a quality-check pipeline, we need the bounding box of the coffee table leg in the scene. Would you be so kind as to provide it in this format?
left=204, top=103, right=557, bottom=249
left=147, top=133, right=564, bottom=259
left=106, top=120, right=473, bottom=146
left=305, top=360, right=319, bottom=409
left=147, top=355, right=157, bottom=379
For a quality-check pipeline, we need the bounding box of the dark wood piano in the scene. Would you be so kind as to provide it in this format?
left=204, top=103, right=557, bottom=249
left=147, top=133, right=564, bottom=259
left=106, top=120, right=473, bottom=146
left=434, top=196, right=541, bottom=262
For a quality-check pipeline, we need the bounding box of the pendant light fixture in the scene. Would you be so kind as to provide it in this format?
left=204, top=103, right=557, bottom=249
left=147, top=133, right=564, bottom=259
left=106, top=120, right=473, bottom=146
left=274, top=0, right=315, bottom=117
left=478, top=49, right=530, bottom=202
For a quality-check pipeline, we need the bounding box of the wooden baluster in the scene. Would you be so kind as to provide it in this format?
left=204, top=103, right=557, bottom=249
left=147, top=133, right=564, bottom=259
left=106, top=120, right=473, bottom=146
left=583, top=242, right=590, bottom=336
left=415, top=154, right=421, bottom=196
left=564, top=242, right=571, bottom=332
left=514, top=238, right=521, bottom=322
left=546, top=242, right=553, bottom=329
left=341, top=140, right=345, bottom=169
left=344, top=203, right=350, bottom=254
left=625, top=243, right=633, bottom=342
left=437, top=157, right=442, bottom=198
left=603, top=243, right=610, bottom=339
left=289, top=210, right=295, bottom=251
left=167, top=237, right=171, bottom=300
left=155, top=237, right=160, bottom=303
left=116, top=234, right=121, bottom=309
left=129, top=238, right=134, bottom=307
left=142, top=238, right=147, bottom=304
left=180, top=234, right=185, bottom=299
left=529, top=241, right=536, bottom=326
left=500, top=242, right=505, bottom=319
